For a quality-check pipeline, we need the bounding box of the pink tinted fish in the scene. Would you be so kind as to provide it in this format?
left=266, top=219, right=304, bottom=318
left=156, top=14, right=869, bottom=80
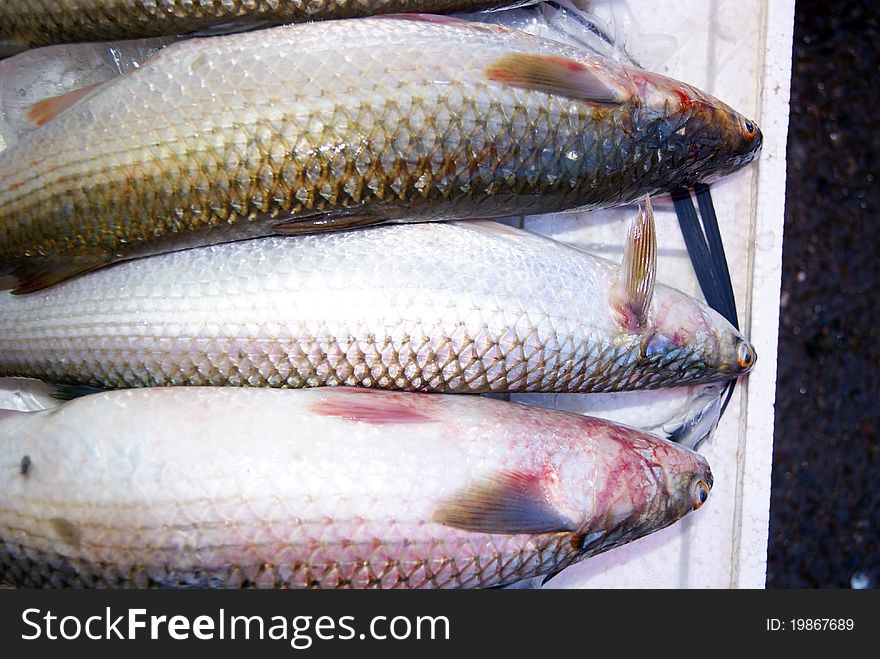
left=0, top=387, right=712, bottom=588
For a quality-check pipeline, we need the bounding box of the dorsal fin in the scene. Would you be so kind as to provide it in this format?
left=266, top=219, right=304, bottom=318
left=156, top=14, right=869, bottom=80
left=432, top=470, right=577, bottom=535
left=614, top=196, right=657, bottom=331
left=486, top=52, right=625, bottom=105
left=26, top=82, right=105, bottom=127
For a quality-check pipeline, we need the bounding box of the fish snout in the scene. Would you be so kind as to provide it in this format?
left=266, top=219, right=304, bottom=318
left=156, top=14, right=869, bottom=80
left=704, top=467, right=714, bottom=492
left=752, top=123, right=764, bottom=155
left=735, top=114, right=763, bottom=161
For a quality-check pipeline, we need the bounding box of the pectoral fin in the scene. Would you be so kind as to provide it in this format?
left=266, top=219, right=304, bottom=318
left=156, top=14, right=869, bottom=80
left=274, top=213, right=389, bottom=235
left=613, top=197, right=656, bottom=331
left=486, top=52, right=625, bottom=105
left=432, top=470, right=577, bottom=535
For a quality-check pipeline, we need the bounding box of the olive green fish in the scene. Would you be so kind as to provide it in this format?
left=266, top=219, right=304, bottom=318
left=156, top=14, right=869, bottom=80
left=0, top=0, right=509, bottom=55
left=0, top=15, right=762, bottom=293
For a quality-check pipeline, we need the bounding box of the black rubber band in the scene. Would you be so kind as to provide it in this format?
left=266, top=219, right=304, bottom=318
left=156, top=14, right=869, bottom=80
left=671, top=186, right=740, bottom=419
left=672, top=189, right=726, bottom=315
left=694, top=184, right=739, bottom=329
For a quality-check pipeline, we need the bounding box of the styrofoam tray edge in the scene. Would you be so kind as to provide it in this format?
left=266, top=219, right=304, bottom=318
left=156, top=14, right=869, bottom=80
left=733, top=0, right=796, bottom=588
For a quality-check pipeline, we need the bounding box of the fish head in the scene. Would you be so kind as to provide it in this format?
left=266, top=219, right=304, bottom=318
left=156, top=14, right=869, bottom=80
left=640, top=285, right=757, bottom=384
left=482, top=50, right=760, bottom=187
left=626, top=68, right=763, bottom=186
left=572, top=421, right=714, bottom=556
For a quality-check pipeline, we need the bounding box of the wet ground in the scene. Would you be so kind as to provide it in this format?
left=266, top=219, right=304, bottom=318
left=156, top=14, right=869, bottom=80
left=767, top=0, right=879, bottom=588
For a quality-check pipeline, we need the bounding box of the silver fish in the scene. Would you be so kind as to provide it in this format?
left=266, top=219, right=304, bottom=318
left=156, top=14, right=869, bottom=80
left=0, top=15, right=762, bottom=293
left=0, top=386, right=713, bottom=588
left=0, top=204, right=756, bottom=392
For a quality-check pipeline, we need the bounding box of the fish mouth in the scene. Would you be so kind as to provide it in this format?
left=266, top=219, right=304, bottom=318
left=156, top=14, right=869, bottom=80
left=741, top=124, right=764, bottom=163
left=753, top=125, right=765, bottom=155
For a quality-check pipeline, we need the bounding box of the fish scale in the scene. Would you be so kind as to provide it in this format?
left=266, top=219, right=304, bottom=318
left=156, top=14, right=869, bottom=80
left=0, top=387, right=712, bottom=588
left=0, top=16, right=761, bottom=292
left=0, top=221, right=752, bottom=391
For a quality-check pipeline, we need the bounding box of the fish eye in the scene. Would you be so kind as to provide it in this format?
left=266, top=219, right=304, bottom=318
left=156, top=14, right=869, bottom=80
left=691, top=479, right=710, bottom=509
left=737, top=341, right=756, bottom=370
left=740, top=117, right=758, bottom=139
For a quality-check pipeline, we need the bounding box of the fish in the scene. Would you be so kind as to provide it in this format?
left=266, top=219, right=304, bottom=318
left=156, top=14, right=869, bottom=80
left=0, top=202, right=756, bottom=392
left=0, top=1, right=512, bottom=55
left=0, top=15, right=763, bottom=293
left=0, top=386, right=713, bottom=588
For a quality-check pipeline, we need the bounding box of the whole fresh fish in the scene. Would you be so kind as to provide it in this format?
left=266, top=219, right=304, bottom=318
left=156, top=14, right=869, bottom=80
left=0, top=386, right=713, bottom=588
left=0, top=204, right=756, bottom=392
left=0, top=1, right=511, bottom=55
left=0, top=16, right=762, bottom=293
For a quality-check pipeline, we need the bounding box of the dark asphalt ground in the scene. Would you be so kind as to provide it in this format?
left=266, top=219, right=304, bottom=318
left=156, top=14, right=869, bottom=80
left=767, top=0, right=879, bottom=588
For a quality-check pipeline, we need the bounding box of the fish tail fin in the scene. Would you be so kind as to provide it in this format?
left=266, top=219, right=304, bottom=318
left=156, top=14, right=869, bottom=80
left=612, top=196, right=657, bottom=331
